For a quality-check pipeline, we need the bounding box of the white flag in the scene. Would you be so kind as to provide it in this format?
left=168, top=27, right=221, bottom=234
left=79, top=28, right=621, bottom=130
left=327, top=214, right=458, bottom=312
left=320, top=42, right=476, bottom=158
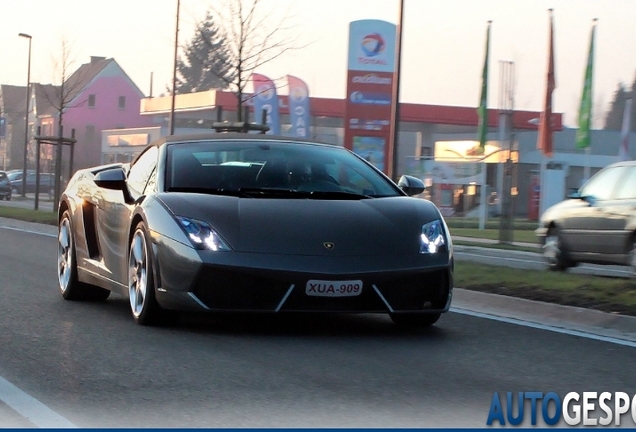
left=618, top=98, right=632, bottom=162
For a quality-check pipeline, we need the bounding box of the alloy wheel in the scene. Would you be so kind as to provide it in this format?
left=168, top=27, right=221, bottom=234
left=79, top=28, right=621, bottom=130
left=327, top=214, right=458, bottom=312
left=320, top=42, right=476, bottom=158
left=543, top=234, right=561, bottom=267
left=129, top=230, right=148, bottom=318
left=58, top=217, right=73, bottom=292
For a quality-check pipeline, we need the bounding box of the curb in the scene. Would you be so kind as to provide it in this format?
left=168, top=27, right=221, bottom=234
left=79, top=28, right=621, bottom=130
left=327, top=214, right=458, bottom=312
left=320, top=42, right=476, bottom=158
left=452, top=288, right=636, bottom=345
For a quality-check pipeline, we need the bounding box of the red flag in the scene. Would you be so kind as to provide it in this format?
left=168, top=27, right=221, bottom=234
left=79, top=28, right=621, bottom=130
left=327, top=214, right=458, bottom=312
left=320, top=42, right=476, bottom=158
left=537, top=10, right=556, bottom=157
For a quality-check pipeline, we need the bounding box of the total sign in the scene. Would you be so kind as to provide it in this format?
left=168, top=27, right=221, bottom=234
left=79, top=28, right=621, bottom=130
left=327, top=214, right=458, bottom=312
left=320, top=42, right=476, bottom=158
left=347, top=19, right=396, bottom=73
left=344, top=19, right=396, bottom=173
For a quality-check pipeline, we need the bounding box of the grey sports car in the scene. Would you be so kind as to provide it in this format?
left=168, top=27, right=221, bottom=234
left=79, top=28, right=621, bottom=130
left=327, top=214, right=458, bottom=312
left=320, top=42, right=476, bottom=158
left=57, top=132, right=453, bottom=326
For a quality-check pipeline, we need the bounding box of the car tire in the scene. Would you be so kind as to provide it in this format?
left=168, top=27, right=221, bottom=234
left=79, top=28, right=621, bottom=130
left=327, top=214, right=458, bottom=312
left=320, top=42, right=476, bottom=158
left=128, top=221, right=166, bottom=325
left=543, top=228, right=572, bottom=271
left=630, top=238, right=636, bottom=278
left=390, top=313, right=441, bottom=328
left=6, top=194, right=10, bottom=201
left=58, top=211, right=110, bottom=301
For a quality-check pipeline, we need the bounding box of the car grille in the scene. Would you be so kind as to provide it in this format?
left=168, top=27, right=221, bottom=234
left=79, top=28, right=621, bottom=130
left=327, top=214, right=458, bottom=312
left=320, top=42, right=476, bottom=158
left=191, top=266, right=451, bottom=312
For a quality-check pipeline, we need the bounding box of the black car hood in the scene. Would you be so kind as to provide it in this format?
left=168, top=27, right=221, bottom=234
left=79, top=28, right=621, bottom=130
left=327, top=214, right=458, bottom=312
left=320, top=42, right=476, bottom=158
left=157, top=193, right=441, bottom=256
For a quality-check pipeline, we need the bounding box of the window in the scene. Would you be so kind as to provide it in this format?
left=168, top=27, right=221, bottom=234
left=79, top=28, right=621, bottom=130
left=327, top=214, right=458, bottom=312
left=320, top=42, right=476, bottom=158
left=127, top=146, right=158, bottom=195
left=613, top=166, right=636, bottom=200
left=118, top=96, right=126, bottom=109
left=88, top=94, right=96, bottom=108
left=579, top=166, right=628, bottom=200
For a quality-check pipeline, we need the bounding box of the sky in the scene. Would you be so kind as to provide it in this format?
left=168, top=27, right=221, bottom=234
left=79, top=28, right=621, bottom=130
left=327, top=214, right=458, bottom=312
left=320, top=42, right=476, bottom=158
left=1, top=0, right=636, bottom=128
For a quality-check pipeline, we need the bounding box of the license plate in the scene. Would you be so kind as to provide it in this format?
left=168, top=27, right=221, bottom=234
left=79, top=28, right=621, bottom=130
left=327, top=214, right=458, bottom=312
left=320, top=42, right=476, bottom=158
left=305, top=280, right=363, bottom=297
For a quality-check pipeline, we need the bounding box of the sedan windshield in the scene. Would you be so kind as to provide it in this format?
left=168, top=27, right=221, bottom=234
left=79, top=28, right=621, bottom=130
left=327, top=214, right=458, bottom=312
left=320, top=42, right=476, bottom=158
left=165, top=139, right=401, bottom=198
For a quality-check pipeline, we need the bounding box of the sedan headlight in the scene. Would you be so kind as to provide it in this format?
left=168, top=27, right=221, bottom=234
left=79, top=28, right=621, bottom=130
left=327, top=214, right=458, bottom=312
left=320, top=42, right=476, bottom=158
left=420, top=220, right=446, bottom=254
left=176, top=216, right=231, bottom=251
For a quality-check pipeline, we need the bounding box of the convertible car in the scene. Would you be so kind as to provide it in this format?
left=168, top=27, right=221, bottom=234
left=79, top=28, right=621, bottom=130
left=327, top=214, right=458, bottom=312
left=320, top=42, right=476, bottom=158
left=57, top=132, right=453, bottom=326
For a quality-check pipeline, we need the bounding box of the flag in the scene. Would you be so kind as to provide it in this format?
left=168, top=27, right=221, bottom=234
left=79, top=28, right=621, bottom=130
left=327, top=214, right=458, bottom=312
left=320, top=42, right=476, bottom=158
left=537, top=10, right=556, bottom=158
left=477, top=21, right=492, bottom=150
left=618, top=98, right=632, bottom=161
left=575, top=20, right=597, bottom=149
left=287, top=75, right=311, bottom=138
left=251, top=73, right=281, bottom=135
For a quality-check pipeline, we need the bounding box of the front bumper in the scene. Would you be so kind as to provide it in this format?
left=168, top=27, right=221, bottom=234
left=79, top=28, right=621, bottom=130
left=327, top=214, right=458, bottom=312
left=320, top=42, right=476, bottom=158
left=535, top=226, right=548, bottom=246
left=153, top=235, right=453, bottom=314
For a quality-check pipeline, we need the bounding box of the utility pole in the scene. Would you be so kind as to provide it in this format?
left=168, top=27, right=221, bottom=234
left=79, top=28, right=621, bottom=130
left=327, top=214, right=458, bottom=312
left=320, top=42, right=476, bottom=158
left=388, top=0, right=404, bottom=181
left=169, top=0, right=180, bottom=135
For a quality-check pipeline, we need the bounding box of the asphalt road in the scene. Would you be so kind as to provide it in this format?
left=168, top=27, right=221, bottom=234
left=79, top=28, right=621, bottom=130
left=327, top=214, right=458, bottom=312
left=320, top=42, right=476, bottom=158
left=0, top=223, right=635, bottom=427
left=455, top=244, right=634, bottom=278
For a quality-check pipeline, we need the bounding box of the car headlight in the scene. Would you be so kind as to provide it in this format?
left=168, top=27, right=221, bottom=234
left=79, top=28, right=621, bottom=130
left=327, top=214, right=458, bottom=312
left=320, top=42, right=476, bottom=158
left=176, top=216, right=231, bottom=251
left=420, top=220, right=445, bottom=254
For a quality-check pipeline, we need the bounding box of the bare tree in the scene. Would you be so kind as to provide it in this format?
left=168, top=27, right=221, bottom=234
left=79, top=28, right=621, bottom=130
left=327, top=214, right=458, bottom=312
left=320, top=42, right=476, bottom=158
left=208, top=0, right=302, bottom=121
left=44, top=36, right=89, bottom=136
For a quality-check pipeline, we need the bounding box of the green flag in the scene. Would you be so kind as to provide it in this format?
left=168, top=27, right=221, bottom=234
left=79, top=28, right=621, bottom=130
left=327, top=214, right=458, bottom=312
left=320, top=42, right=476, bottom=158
left=576, top=21, right=597, bottom=149
left=477, top=21, right=492, bottom=150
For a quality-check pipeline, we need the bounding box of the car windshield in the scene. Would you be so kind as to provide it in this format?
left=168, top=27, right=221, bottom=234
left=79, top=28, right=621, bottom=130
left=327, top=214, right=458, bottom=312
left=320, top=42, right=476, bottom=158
left=165, top=139, right=400, bottom=198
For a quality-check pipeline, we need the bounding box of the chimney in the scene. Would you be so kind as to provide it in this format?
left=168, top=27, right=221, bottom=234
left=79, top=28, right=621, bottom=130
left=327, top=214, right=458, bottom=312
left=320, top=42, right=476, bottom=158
left=90, top=56, right=106, bottom=64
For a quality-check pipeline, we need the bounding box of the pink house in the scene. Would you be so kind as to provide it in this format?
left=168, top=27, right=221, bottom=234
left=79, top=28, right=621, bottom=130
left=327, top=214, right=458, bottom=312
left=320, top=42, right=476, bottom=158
left=35, top=56, right=153, bottom=171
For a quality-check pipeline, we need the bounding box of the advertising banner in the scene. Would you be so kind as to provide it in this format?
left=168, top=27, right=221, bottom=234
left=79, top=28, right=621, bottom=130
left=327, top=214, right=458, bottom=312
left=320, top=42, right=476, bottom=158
left=251, top=73, right=281, bottom=135
left=344, top=20, right=396, bottom=173
left=287, top=75, right=311, bottom=138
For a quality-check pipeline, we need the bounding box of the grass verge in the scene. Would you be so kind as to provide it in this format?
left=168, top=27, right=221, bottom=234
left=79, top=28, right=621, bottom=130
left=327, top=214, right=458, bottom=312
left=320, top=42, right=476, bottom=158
left=455, top=261, right=636, bottom=316
left=0, top=206, right=58, bottom=225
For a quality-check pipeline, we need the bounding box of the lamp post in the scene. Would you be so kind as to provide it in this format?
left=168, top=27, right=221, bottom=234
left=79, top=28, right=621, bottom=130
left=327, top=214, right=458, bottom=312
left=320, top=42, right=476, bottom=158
left=18, top=33, right=32, bottom=198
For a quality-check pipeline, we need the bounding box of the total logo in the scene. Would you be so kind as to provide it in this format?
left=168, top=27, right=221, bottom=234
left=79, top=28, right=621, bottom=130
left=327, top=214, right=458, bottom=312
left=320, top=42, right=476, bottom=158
left=256, top=84, right=275, bottom=101
left=361, top=33, right=385, bottom=57
left=357, top=33, right=388, bottom=66
left=289, top=86, right=308, bottom=103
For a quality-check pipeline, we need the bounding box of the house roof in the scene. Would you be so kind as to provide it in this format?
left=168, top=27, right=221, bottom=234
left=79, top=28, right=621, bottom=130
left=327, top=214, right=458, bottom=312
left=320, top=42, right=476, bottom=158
left=64, top=56, right=111, bottom=105
left=33, top=83, right=59, bottom=117
left=0, top=84, right=27, bottom=115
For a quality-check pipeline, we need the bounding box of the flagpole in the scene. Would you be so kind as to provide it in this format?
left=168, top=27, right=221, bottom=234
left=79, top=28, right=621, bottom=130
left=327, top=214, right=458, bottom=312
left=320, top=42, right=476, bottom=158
left=619, top=98, right=632, bottom=161
left=576, top=18, right=597, bottom=185
left=537, top=8, right=556, bottom=221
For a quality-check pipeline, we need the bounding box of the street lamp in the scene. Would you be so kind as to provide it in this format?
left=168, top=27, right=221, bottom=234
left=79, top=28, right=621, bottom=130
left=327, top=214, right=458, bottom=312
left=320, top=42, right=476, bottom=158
left=18, top=32, right=32, bottom=198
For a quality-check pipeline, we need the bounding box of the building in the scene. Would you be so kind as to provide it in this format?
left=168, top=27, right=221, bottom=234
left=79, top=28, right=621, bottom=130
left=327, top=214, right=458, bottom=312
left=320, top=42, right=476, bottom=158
left=31, top=56, right=153, bottom=172
left=0, top=84, right=27, bottom=170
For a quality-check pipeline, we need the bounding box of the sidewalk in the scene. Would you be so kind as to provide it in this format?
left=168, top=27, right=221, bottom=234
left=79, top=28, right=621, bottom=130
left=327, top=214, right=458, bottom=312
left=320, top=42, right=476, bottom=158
left=1, top=195, right=54, bottom=212
left=452, top=235, right=540, bottom=249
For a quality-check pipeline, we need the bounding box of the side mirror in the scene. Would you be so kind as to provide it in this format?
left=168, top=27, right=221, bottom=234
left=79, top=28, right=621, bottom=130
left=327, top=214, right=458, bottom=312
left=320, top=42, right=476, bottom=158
left=94, top=167, right=134, bottom=203
left=397, top=175, right=425, bottom=196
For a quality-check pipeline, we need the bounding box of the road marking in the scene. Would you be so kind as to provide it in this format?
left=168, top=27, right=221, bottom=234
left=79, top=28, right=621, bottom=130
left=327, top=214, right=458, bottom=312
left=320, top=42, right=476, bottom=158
left=451, top=307, right=636, bottom=349
left=0, top=376, right=77, bottom=428
left=0, top=225, right=56, bottom=238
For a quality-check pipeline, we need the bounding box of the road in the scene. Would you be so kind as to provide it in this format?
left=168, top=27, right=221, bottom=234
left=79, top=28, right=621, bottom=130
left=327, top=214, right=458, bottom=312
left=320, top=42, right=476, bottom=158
left=454, top=244, right=634, bottom=278
left=0, top=221, right=635, bottom=427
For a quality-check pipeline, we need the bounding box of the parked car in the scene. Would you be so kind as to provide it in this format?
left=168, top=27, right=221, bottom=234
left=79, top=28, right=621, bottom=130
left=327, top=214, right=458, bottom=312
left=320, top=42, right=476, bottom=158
left=0, top=171, right=12, bottom=200
left=57, top=132, right=454, bottom=327
left=536, top=160, right=636, bottom=273
left=11, top=172, right=56, bottom=196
